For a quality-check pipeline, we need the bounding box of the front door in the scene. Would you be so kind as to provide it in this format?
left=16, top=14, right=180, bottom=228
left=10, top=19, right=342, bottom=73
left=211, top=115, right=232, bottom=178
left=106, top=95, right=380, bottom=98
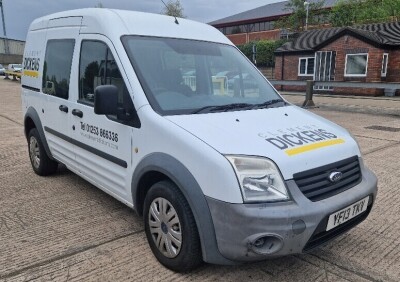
left=69, top=35, right=138, bottom=200
left=314, top=51, right=336, bottom=90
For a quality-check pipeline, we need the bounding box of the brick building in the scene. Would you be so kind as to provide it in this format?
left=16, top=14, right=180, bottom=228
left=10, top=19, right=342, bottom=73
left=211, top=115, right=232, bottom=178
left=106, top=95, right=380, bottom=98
left=274, top=22, right=400, bottom=96
left=209, top=0, right=336, bottom=45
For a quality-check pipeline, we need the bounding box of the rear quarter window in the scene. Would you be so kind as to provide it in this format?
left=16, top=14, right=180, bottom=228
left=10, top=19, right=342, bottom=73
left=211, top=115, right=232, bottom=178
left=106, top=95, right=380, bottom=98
left=42, top=39, right=75, bottom=99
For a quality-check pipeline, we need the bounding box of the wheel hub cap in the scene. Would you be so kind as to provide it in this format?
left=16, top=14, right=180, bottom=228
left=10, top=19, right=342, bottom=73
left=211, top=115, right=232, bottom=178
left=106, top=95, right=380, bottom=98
left=148, top=197, right=182, bottom=258
left=29, top=136, right=40, bottom=169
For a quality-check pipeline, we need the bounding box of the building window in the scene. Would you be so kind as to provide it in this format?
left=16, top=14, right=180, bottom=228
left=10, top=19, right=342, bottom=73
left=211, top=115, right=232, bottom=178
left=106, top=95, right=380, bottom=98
left=222, top=20, right=277, bottom=35
left=314, top=51, right=336, bottom=90
left=345, top=53, right=368, bottom=77
left=381, top=53, right=388, bottom=77
left=42, top=39, right=75, bottom=99
left=231, top=26, right=242, bottom=34
left=270, top=21, right=275, bottom=30
left=298, top=57, right=315, bottom=76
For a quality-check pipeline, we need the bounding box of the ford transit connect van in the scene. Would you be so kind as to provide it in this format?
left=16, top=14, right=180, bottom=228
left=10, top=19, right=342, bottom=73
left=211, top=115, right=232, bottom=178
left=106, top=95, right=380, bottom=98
left=21, top=9, right=377, bottom=271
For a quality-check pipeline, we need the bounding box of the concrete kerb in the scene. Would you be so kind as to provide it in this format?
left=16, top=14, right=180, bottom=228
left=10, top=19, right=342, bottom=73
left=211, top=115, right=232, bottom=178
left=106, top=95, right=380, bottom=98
left=280, top=92, right=400, bottom=117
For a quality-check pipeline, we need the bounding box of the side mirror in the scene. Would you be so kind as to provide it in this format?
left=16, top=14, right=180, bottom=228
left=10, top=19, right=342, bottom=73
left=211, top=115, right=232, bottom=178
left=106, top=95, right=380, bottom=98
left=94, top=85, right=118, bottom=115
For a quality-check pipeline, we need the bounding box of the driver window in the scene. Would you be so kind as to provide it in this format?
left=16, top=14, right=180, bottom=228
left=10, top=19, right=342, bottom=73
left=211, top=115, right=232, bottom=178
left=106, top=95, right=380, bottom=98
left=79, top=40, right=132, bottom=109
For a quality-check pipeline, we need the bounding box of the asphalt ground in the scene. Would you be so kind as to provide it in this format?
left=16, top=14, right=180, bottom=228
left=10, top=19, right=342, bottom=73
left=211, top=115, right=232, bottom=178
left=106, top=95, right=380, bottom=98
left=0, top=78, right=399, bottom=281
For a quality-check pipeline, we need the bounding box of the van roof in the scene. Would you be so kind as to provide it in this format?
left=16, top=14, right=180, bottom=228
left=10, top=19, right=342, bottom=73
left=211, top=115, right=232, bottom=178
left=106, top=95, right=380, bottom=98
left=29, top=8, right=231, bottom=45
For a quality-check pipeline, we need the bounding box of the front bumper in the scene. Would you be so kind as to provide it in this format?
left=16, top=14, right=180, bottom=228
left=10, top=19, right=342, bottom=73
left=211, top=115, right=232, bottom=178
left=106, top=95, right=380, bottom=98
left=206, top=165, right=377, bottom=262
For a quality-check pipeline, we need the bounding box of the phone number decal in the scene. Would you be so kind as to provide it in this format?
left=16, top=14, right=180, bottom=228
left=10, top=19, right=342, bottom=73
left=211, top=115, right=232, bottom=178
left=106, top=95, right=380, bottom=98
left=80, top=122, right=118, bottom=142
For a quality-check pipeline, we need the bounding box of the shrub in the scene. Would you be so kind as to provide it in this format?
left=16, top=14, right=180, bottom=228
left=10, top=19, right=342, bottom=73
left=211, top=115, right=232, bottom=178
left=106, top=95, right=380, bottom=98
left=237, top=39, right=287, bottom=67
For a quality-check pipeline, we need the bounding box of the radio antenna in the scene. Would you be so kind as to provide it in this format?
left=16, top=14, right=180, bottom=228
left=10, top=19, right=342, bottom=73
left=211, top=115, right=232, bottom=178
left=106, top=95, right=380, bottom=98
left=160, top=0, right=179, bottom=25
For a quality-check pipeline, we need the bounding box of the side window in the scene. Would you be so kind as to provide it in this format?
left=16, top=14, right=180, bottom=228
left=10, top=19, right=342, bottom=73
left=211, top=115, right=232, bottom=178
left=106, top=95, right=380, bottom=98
left=79, top=41, right=107, bottom=103
left=42, top=40, right=75, bottom=99
left=79, top=40, right=133, bottom=112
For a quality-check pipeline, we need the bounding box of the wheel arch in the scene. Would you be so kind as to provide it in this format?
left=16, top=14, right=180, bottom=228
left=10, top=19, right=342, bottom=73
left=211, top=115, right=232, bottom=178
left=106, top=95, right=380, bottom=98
left=131, top=152, right=233, bottom=265
left=24, top=107, right=54, bottom=160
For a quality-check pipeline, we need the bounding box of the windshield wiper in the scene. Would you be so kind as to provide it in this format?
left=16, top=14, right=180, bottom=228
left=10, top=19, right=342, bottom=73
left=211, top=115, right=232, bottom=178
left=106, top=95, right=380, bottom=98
left=192, top=103, right=253, bottom=114
left=251, top=99, right=286, bottom=109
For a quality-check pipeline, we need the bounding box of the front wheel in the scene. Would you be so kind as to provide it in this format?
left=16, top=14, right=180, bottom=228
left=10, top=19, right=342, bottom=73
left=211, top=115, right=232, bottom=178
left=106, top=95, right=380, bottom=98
left=143, top=180, right=202, bottom=272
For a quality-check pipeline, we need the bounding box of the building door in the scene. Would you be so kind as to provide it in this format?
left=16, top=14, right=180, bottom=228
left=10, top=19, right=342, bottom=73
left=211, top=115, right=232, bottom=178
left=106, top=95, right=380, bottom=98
left=314, top=51, right=336, bottom=90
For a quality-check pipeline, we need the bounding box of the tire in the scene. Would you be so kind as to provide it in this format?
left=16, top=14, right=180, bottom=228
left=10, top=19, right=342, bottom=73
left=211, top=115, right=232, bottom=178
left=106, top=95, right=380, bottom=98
left=28, top=128, right=58, bottom=176
left=143, top=180, right=202, bottom=272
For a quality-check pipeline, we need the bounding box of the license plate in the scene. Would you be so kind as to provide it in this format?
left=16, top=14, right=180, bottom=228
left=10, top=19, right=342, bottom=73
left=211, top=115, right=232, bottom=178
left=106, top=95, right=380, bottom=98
left=326, top=196, right=369, bottom=231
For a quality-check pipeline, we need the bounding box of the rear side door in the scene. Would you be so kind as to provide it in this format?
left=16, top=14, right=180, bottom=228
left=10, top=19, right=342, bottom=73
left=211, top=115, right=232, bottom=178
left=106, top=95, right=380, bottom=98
left=41, top=18, right=81, bottom=170
left=69, top=35, right=139, bottom=200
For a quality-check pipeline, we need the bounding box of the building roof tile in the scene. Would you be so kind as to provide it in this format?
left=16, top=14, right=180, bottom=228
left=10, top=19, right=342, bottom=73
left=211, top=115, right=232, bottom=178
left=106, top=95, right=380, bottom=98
left=276, top=21, right=400, bottom=53
left=209, top=0, right=337, bottom=26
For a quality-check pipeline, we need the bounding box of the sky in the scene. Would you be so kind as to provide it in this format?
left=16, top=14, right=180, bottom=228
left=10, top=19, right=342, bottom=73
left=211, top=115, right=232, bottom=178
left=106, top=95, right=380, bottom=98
left=0, top=0, right=281, bottom=41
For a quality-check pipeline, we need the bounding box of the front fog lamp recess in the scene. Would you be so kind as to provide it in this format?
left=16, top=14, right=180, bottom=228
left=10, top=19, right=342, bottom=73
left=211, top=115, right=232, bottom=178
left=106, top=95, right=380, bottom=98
left=250, top=235, right=283, bottom=255
left=226, top=156, right=289, bottom=203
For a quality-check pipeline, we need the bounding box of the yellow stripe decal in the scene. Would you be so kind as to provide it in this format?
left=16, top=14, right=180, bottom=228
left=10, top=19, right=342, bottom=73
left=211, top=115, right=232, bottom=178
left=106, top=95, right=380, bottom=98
left=23, top=70, right=39, bottom=78
left=285, top=139, right=345, bottom=156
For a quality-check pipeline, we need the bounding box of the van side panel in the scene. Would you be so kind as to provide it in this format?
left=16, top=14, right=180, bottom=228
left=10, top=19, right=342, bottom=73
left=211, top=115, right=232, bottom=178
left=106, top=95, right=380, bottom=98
left=21, top=29, right=47, bottom=91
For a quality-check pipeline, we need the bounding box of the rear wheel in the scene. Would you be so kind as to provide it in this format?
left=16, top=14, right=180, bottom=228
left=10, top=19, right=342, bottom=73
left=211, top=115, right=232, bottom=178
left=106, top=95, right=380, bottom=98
left=28, top=128, right=58, bottom=176
left=143, top=180, right=202, bottom=272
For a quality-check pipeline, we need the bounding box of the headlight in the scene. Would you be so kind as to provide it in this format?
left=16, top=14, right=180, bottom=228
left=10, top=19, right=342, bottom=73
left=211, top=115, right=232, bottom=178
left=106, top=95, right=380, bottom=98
left=226, top=155, right=290, bottom=203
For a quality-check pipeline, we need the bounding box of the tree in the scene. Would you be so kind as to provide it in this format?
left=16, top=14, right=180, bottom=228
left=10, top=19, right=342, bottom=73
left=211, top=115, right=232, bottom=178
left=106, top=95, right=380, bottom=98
left=330, top=0, right=400, bottom=27
left=237, top=39, right=288, bottom=67
left=275, top=0, right=326, bottom=32
left=383, top=0, right=400, bottom=20
left=330, top=0, right=356, bottom=27
left=162, top=0, right=185, bottom=18
left=95, top=2, right=104, bottom=8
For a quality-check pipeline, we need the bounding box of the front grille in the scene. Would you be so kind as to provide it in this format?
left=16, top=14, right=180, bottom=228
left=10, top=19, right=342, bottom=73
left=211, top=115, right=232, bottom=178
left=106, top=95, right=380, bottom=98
left=303, top=197, right=373, bottom=252
left=293, top=156, right=362, bottom=202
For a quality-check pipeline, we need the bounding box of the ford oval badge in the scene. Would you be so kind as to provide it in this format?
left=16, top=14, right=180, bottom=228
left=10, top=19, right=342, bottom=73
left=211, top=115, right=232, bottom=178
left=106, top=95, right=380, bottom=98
left=329, top=171, right=343, bottom=183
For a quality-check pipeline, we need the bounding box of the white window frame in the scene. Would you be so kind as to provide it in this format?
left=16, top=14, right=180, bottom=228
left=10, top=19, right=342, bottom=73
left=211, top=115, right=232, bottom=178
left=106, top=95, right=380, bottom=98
left=314, top=51, right=335, bottom=91
left=381, top=53, right=389, bottom=77
left=344, top=53, right=368, bottom=77
left=298, top=57, right=315, bottom=76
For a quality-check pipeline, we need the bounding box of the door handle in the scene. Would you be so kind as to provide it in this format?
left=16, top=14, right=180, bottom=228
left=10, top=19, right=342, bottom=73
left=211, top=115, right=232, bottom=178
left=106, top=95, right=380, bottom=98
left=72, top=109, right=83, bottom=118
left=59, top=105, right=68, bottom=113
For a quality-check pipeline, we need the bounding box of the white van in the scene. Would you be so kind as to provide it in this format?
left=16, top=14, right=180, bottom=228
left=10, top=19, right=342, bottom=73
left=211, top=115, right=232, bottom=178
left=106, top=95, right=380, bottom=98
left=8, top=63, right=23, bottom=72
left=21, top=9, right=377, bottom=271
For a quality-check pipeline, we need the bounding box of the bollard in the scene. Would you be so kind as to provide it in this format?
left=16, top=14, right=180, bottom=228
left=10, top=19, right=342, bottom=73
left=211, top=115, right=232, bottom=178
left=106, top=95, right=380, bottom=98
left=302, top=80, right=316, bottom=108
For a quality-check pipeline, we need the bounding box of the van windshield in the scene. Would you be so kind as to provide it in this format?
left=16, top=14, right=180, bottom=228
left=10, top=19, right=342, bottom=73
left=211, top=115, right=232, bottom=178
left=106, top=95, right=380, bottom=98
left=122, top=36, right=284, bottom=115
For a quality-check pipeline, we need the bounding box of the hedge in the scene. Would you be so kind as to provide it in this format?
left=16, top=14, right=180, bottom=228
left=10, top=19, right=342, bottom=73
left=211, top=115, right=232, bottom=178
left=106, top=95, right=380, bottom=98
left=237, top=39, right=287, bottom=67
